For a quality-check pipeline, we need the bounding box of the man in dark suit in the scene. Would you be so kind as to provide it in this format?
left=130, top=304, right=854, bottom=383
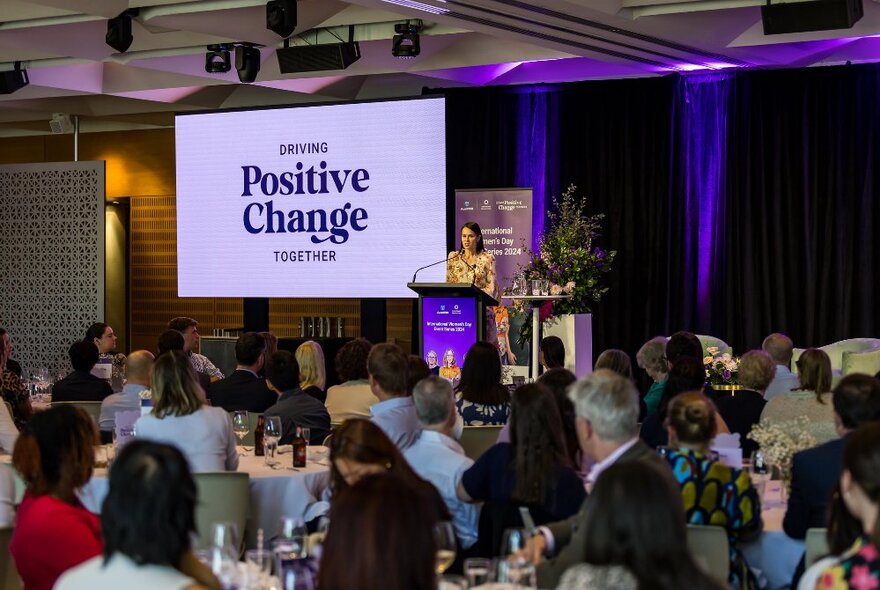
left=532, top=369, right=674, bottom=589
left=264, top=351, right=330, bottom=446
left=52, top=340, right=113, bottom=402
left=785, top=373, right=880, bottom=586
left=208, top=332, right=275, bottom=413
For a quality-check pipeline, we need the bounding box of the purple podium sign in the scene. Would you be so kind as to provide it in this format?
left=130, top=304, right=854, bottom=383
left=422, top=296, right=478, bottom=385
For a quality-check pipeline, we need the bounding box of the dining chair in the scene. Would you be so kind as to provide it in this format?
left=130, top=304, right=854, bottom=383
left=0, top=527, right=21, bottom=590
left=49, top=401, right=102, bottom=426
left=192, top=472, right=250, bottom=553
left=686, top=524, right=730, bottom=584
left=459, top=425, right=503, bottom=461
left=805, top=527, right=830, bottom=567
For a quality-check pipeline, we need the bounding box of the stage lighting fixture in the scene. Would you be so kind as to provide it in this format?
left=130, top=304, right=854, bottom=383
left=49, top=113, right=73, bottom=134
left=267, top=0, right=297, bottom=38
left=392, top=21, right=421, bottom=59
left=106, top=9, right=137, bottom=53
left=0, top=62, right=28, bottom=95
left=205, top=45, right=232, bottom=73
left=235, top=44, right=261, bottom=83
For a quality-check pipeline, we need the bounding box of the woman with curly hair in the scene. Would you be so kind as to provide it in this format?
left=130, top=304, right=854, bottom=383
left=325, top=338, right=376, bottom=422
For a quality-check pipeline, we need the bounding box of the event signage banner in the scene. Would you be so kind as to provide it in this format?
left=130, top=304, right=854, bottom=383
left=175, top=97, right=447, bottom=298
left=422, top=296, right=477, bottom=385
left=453, top=188, right=533, bottom=293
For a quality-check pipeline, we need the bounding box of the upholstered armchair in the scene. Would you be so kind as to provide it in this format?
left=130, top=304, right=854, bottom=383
left=792, top=338, right=880, bottom=376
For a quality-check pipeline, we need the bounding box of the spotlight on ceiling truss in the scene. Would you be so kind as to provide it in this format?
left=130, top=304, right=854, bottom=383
left=106, top=9, right=138, bottom=53
left=267, top=0, right=297, bottom=38
left=0, top=62, right=28, bottom=95
left=392, top=21, right=421, bottom=59
left=205, top=44, right=232, bottom=73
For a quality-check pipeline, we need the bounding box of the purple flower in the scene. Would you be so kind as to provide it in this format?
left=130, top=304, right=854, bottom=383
left=722, top=369, right=732, bottom=380
left=595, top=248, right=605, bottom=259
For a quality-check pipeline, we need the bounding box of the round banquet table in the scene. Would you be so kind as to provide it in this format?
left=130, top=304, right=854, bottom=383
left=742, top=479, right=806, bottom=589
left=77, top=445, right=331, bottom=549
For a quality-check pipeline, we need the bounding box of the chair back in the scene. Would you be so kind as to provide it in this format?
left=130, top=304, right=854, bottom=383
left=192, top=472, right=250, bottom=552
left=0, top=527, right=21, bottom=590
left=459, top=426, right=503, bottom=460
left=50, top=401, right=102, bottom=425
left=805, top=527, right=830, bottom=567
left=686, top=524, right=730, bottom=583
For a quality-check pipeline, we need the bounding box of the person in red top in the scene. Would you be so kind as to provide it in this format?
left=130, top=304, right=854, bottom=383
left=10, top=405, right=103, bottom=590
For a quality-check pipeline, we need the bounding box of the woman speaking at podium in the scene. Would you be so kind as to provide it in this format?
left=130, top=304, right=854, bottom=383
left=446, top=222, right=498, bottom=346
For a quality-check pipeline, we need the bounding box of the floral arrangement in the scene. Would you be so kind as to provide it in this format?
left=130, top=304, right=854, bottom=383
left=510, top=184, right=616, bottom=347
left=703, top=347, right=740, bottom=386
left=747, top=417, right=817, bottom=484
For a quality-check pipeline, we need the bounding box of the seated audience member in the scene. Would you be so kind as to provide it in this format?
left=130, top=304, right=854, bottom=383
left=763, top=347, right=836, bottom=444
left=157, top=329, right=211, bottom=393
left=167, top=317, right=224, bottom=381
left=135, top=351, right=238, bottom=472
left=318, top=473, right=440, bottom=590
left=636, top=336, right=669, bottom=415
left=0, top=328, right=22, bottom=377
left=85, top=322, right=125, bottom=389
left=531, top=370, right=669, bottom=588
left=404, top=376, right=479, bottom=550
left=329, top=419, right=450, bottom=521
left=10, top=406, right=102, bottom=590
left=52, top=341, right=113, bottom=402
left=557, top=461, right=725, bottom=590
left=0, top=466, right=14, bottom=527
left=407, top=355, right=431, bottom=396
left=208, top=332, right=275, bottom=412
left=368, top=343, right=419, bottom=449
left=55, top=441, right=220, bottom=590
left=0, top=330, right=29, bottom=431
left=455, top=341, right=511, bottom=426
left=784, top=374, right=880, bottom=587
left=640, top=356, right=708, bottom=449
left=664, top=392, right=762, bottom=590
left=99, top=350, right=153, bottom=433
left=458, top=384, right=585, bottom=555
left=762, top=332, right=800, bottom=400
left=809, top=422, right=880, bottom=590
left=714, top=350, right=772, bottom=457
left=497, top=369, right=579, bottom=471
left=264, top=351, right=330, bottom=445
left=540, top=336, right=566, bottom=371
left=325, top=338, right=376, bottom=422
left=296, top=340, right=327, bottom=404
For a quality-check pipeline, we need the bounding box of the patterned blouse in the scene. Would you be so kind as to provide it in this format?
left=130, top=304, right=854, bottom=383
left=446, top=250, right=497, bottom=300
left=818, top=536, right=880, bottom=590
left=188, top=352, right=224, bottom=379
left=455, top=391, right=510, bottom=426
left=1, top=369, right=32, bottom=429
left=665, top=448, right=761, bottom=590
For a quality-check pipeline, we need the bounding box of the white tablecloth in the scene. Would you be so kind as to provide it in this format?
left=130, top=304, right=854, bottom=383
left=78, top=446, right=331, bottom=549
left=742, top=480, right=805, bottom=590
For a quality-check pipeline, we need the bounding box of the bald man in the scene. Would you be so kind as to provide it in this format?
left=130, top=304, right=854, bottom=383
left=99, top=349, right=154, bottom=432
left=762, top=333, right=800, bottom=400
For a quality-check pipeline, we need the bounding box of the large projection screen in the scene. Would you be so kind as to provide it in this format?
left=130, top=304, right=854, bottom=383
left=175, top=97, right=446, bottom=298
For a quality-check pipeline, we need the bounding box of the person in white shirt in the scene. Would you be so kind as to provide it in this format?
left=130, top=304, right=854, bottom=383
left=763, top=332, right=800, bottom=400
left=135, top=350, right=238, bottom=473
left=404, top=375, right=479, bottom=550
left=326, top=338, right=378, bottom=422
left=368, top=343, right=420, bottom=450
left=99, top=349, right=153, bottom=433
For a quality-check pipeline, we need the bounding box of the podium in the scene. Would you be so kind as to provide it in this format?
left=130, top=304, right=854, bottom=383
left=407, top=283, right=499, bottom=362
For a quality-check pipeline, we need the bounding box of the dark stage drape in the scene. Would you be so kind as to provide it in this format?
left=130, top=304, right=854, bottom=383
left=437, top=63, right=880, bottom=360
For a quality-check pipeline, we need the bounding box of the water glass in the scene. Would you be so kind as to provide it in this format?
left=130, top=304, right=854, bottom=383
left=301, top=427, right=311, bottom=446
left=531, top=280, right=542, bottom=296
left=245, top=548, right=273, bottom=585
left=539, top=279, right=550, bottom=296
left=464, top=558, right=494, bottom=586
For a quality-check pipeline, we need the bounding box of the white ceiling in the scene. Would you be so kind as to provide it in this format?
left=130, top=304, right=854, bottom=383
left=1, top=0, right=879, bottom=136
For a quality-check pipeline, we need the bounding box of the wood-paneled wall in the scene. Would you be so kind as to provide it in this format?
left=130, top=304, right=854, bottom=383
left=0, top=129, right=411, bottom=352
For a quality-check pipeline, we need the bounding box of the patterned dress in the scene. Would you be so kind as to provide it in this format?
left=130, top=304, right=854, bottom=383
left=665, top=448, right=761, bottom=590
left=454, top=391, right=510, bottom=426
left=447, top=250, right=498, bottom=346
left=818, top=536, right=880, bottom=590
left=1, top=369, right=32, bottom=429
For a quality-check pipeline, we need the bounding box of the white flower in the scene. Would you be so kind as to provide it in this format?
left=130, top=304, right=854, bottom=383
left=707, top=346, right=719, bottom=355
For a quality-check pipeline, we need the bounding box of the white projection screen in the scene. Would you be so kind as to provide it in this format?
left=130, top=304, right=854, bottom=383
left=175, top=97, right=447, bottom=298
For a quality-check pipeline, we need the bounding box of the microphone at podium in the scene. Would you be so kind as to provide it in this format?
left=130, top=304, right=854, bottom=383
left=411, top=250, right=462, bottom=283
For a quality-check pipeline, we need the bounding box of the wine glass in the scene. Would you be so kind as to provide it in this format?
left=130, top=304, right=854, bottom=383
left=232, top=410, right=250, bottom=452
left=433, top=521, right=457, bottom=575
left=210, top=521, right=240, bottom=587
left=264, top=416, right=282, bottom=466
left=498, top=527, right=536, bottom=587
